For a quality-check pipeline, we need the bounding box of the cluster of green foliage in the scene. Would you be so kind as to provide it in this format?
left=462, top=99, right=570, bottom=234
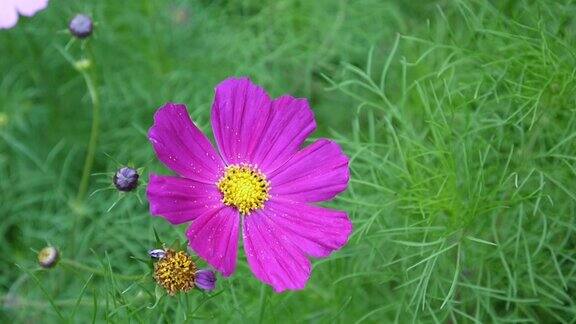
left=1, top=0, right=575, bottom=322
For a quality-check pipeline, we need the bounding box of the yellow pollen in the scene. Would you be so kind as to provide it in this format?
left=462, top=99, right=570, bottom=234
left=153, top=250, right=196, bottom=295
left=216, top=164, right=270, bottom=215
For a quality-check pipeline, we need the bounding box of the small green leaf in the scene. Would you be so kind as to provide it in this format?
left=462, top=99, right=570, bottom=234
left=130, top=255, right=153, bottom=269
left=169, top=238, right=186, bottom=251
left=153, top=227, right=163, bottom=247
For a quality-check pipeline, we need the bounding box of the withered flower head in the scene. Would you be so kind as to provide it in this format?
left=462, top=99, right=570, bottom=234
left=153, top=249, right=196, bottom=295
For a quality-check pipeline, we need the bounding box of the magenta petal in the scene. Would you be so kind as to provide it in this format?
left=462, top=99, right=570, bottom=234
left=211, top=77, right=271, bottom=165
left=149, top=103, right=224, bottom=183
left=211, top=77, right=316, bottom=173
left=0, top=2, right=18, bottom=29
left=16, top=0, right=49, bottom=16
left=186, top=207, right=239, bottom=276
left=270, top=139, right=350, bottom=203
left=146, top=174, right=223, bottom=224
left=243, top=210, right=311, bottom=292
left=263, top=199, right=352, bottom=258
left=252, top=95, right=316, bottom=173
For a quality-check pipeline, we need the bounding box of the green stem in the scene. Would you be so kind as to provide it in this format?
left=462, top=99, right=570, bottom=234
left=76, top=68, right=100, bottom=203
left=257, top=284, right=267, bottom=324
left=60, top=259, right=144, bottom=281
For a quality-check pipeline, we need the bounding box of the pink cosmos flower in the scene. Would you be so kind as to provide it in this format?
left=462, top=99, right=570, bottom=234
left=0, top=0, right=49, bottom=29
left=147, top=77, right=352, bottom=292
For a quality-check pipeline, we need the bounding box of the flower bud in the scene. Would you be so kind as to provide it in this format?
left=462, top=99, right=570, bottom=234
left=195, top=269, right=216, bottom=291
left=0, top=112, right=8, bottom=127
left=113, top=167, right=139, bottom=192
left=73, top=58, right=92, bottom=71
left=38, top=246, right=59, bottom=268
left=69, top=14, right=93, bottom=39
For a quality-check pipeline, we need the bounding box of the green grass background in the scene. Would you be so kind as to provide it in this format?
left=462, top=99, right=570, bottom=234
left=1, top=0, right=576, bottom=322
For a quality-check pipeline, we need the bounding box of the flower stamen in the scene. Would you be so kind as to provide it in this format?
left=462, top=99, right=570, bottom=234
left=216, top=164, right=270, bottom=215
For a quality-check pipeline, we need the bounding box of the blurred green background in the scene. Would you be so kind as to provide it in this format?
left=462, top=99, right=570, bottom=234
left=1, top=0, right=576, bottom=322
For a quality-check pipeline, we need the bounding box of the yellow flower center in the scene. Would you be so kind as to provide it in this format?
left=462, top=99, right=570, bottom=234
left=216, top=164, right=270, bottom=215
left=153, top=250, right=196, bottom=295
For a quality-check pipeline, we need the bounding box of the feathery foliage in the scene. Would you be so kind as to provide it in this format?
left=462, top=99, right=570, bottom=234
left=1, top=0, right=575, bottom=322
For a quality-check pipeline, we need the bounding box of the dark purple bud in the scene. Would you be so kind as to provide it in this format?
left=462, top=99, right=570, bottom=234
left=69, top=14, right=93, bottom=39
left=38, top=246, right=59, bottom=268
left=113, top=167, right=139, bottom=192
left=195, top=269, right=216, bottom=291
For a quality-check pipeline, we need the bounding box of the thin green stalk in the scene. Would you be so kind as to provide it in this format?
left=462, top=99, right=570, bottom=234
left=16, top=265, right=66, bottom=320
left=60, top=259, right=143, bottom=281
left=68, top=61, right=100, bottom=256
left=76, top=68, right=100, bottom=203
left=257, top=285, right=267, bottom=324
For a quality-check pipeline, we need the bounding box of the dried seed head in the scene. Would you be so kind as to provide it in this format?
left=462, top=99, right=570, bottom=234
left=69, top=14, right=93, bottom=39
left=153, top=249, right=196, bottom=295
left=38, top=246, right=59, bottom=268
left=113, top=167, right=139, bottom=192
